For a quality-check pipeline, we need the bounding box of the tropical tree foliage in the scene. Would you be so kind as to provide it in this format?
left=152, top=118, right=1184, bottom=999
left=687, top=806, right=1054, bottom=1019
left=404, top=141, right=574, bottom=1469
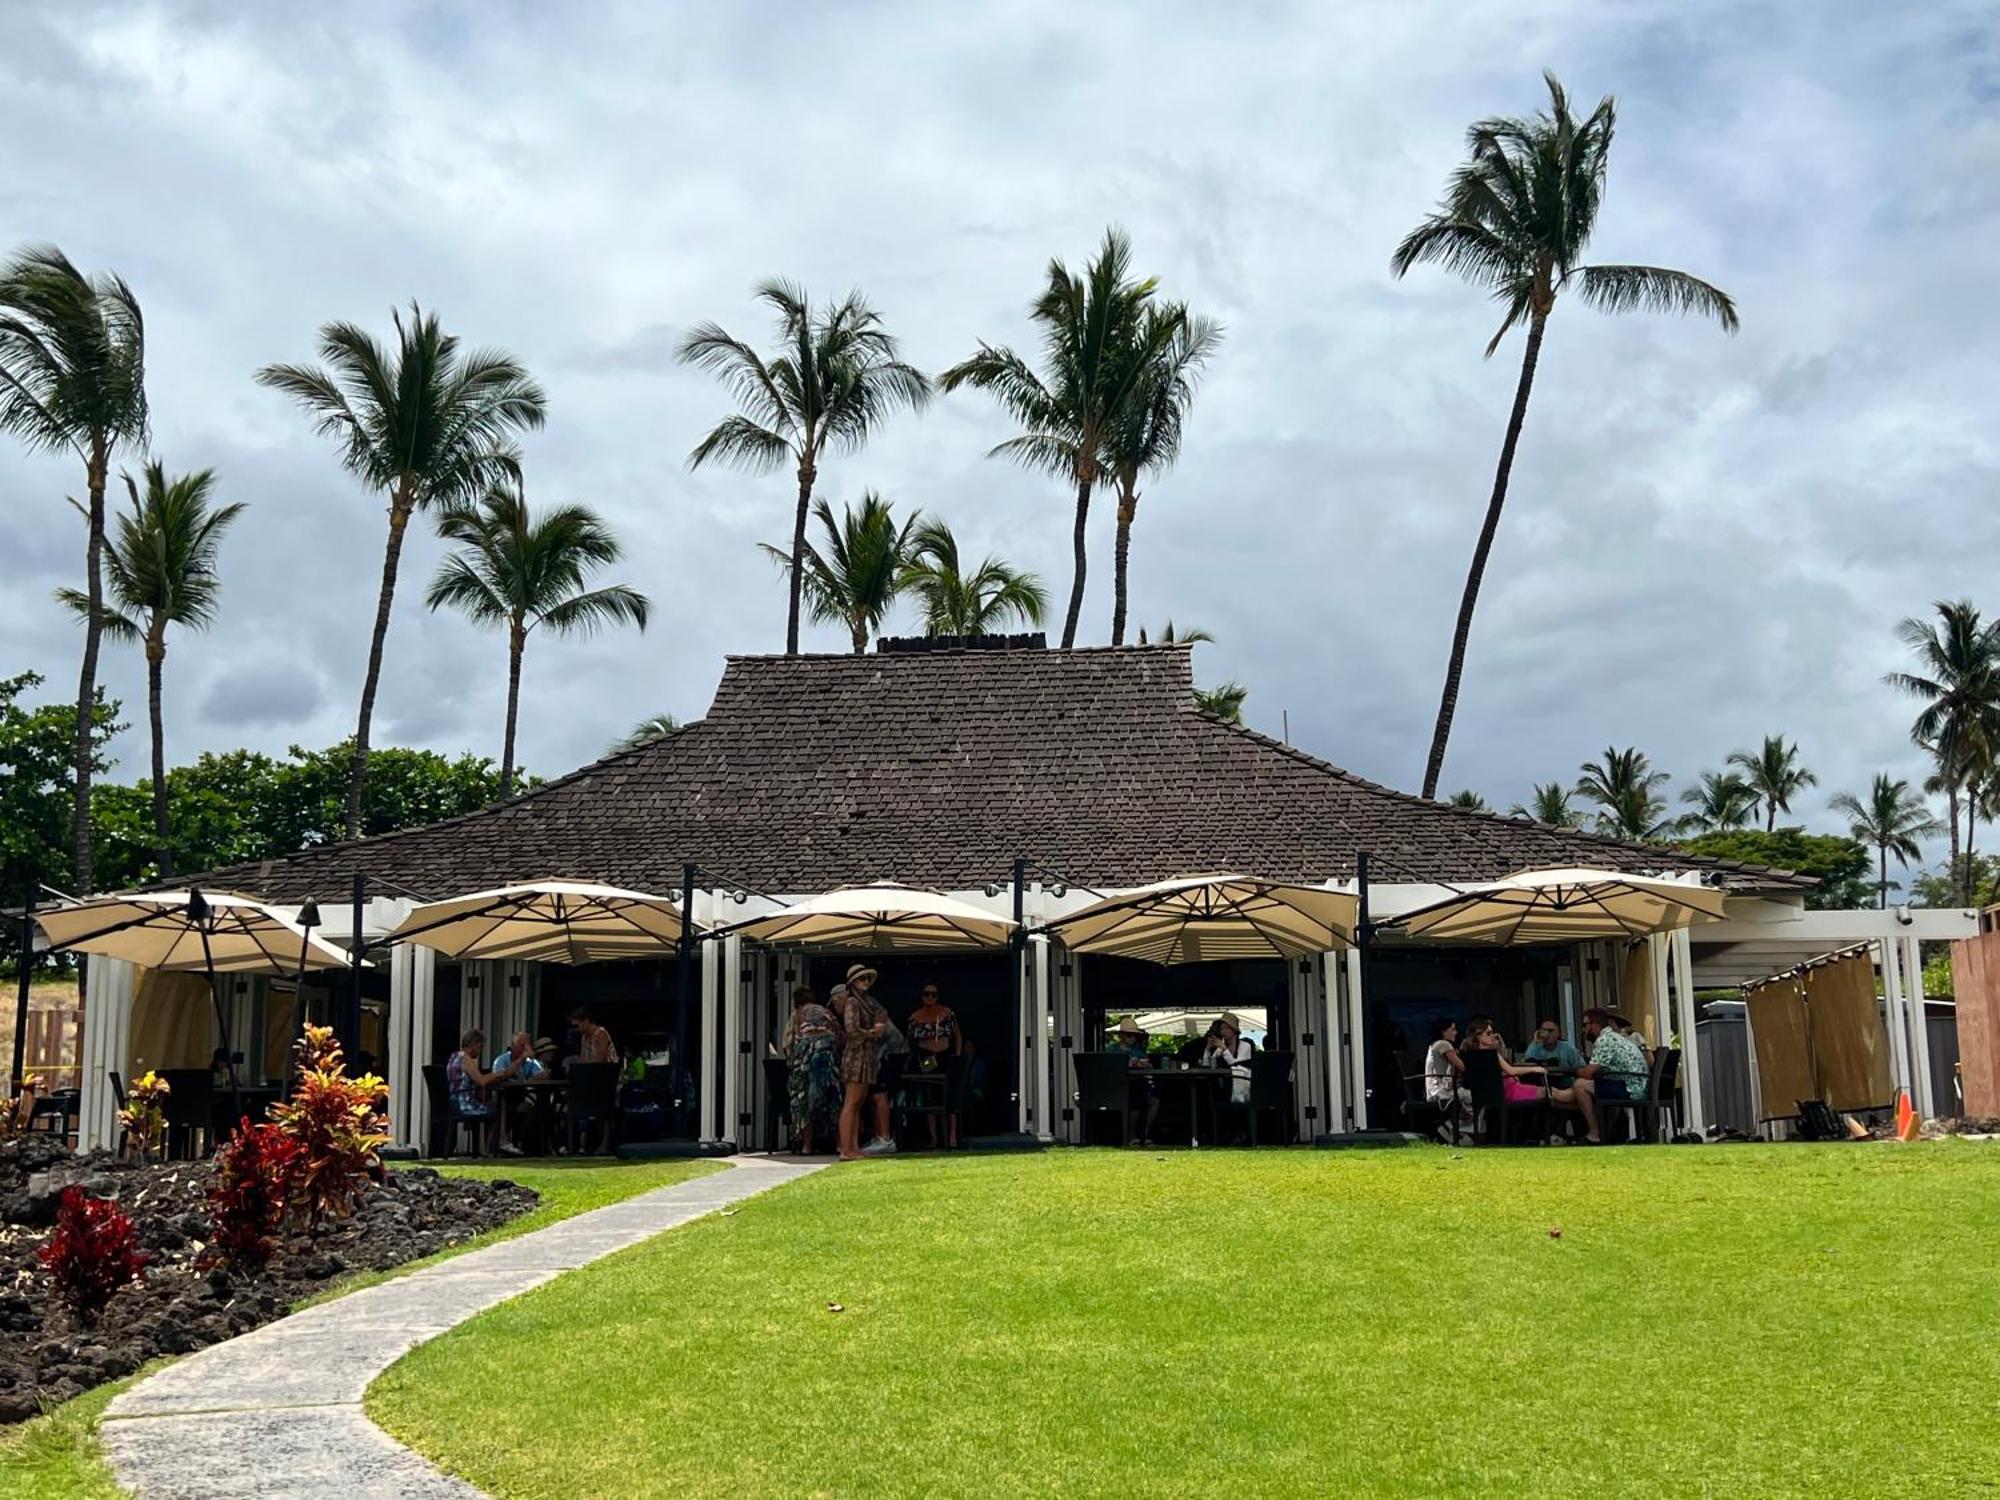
left=760, top=491, right=918, bottom=653
left=1100, top=303, right=1222, bottom=644
left=0, top=245, right=149, bottom=891
left=426, top=481, right=648, bottom=795
left=1193, top=681, right=1249, bottom=723
left=941, top=228, right=1177, bottom=648
left=614, top=713, right=680, bottom=754
left=1509, top=781, right=1578, bottom=827
left=1673, top=828, right=1873, bottom=911
left=680, top=283, right=929, bottom=654
left=1137, top=620, right=1213, bottom=646
left=257, top=305, right=546, bottom=838
left=1676, top=769, right=1759, bottom=835
left=899, top=518, right=1048, bottom=637
left=0, top=673, right=119, bottom=970
left=1446, top=789, right=1489, bottom=811
left=57, top=463, right=243, bottom=874
left=1725, top=735, right=1818, bottom=831
left=1574, top=746, right=1673, bottom=841
left=1391, top=73, right=1737, bottom=799
left=1886, top=600, right=2000, bottom=904
left=1830, top=773, right=1942, bottom=907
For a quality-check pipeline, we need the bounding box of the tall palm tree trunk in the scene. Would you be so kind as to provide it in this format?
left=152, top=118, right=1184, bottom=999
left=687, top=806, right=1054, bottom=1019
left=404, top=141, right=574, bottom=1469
left=1766, top=798, right=1777, bottom=833
left=850, top=620, right=867, bottom=655
left=1878, top=842, right=1888, bottom=909
left=1109, top=482, right=1136, bottom=646
left=1061, top=472, right=1091, bottom=649
left=1946, top=783, right=1963, bottom=905
left=72, top=437, right=109, bottom=892
left=786, top=457, right=815, bottom=656
left=145, top=625, right=172, bottom=877
left=1966, top=794, right=1980, bottom=902
left=347, top=487, right=414, bottom=840
left=499, top=620, right=524, bottom=799
left=1420, top=310, right=1548, bottom=799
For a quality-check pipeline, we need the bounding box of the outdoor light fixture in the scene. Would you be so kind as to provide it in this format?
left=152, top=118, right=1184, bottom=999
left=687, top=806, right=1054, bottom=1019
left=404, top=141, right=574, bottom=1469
left=983, top=883, right=1003, bottom=898
left=1049, top=882, right=1069, bottom=899
left=186, top=887, right=211, bottom=923
left=297, top=898, right=322, bottom=929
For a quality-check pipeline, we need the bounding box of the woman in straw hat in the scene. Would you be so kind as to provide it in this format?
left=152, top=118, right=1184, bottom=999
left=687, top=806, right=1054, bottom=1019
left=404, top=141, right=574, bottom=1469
left=834, top=962, right=888, bottom=1160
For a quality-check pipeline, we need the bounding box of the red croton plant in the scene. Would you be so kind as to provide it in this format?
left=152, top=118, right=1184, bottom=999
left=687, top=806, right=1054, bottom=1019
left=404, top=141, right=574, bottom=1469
left=269, top=1025, right=390, bottom=1226
left=207, top=1121, right=304, bottom=1270
left=39, top=1187, right=150, bottom=1323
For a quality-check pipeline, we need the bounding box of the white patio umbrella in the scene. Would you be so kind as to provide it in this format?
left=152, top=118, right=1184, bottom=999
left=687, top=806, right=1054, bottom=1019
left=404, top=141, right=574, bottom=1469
left=385, top=879, right=699, bottom=964
left=35, top=889, right=356, bottom=973
left=1046, top=875, right=1359, bottom=964
left=1389, top=867, right=1730, bottom=944
left=718, top=882, right=1016, bottom=951
left=36, top=887, right=360, bottom=1123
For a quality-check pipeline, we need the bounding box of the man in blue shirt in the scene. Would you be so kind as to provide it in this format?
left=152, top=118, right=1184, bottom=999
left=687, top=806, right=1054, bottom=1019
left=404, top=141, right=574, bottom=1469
left=490, top=1031, right=545, bottom=1079
left=1522, top=1019, right=1584, bottom=1072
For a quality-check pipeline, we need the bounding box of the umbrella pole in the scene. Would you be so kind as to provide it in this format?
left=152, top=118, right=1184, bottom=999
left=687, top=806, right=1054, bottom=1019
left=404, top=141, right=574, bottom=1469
left=197, top=909, right=242, bottom=1137
left=1010, top=857, right=1027, bottom=1135
left=9, top=878, right=33, bottom=1096
left=676, top=861, right=696, bottom=1139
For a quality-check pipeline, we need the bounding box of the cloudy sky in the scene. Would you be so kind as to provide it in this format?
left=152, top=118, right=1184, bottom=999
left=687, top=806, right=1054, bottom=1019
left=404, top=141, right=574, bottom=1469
left=3, top=1, right=1996, bottom=868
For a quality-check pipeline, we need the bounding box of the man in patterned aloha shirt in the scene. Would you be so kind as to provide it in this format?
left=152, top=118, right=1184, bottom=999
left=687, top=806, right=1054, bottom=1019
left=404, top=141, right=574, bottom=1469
left=1579, top=1008, right=1649, bottom=1101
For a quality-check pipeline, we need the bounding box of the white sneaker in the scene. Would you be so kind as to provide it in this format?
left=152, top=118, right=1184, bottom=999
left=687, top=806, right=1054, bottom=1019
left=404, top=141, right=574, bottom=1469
left=861, top=1137, right=897, bottom=1156
left=498, top=1142, right=524, bottom=1157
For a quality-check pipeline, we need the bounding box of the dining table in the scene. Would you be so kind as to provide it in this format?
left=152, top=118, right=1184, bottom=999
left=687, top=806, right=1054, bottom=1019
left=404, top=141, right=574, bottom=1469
left=496, top=1075, right=570, bottom=1155
left=1131, top=1062, right=1228, bottom=1148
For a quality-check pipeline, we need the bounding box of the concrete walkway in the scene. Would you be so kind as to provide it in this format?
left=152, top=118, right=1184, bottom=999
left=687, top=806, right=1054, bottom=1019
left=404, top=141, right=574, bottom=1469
left=101, top=1155, right=824, bottom=1498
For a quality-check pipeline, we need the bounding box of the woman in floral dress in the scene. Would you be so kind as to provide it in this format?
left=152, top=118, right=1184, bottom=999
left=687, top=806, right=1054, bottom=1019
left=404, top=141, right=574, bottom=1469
left=781, top=985, right=841, bottom=1154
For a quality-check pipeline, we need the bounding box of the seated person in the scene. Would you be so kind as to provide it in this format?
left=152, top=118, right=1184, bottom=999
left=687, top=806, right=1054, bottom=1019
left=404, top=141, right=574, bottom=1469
left=491, top=1029, right=546, bottom=1079
left=1579, top=1008, right=1651, bottom=1107
left=1609, top=1011, right=1655, bottom=1067
left=446, top=1028, right=521, bottom=1156
left=209, top=1046, right=234, bottom=1088
left=1467, top=1021, right=1600, bottom=1143
left=1421, top=1020, right=1472, bottom=1138
left=1202, top=1012, right=1254, bottom=1105
left=533, top=1035, right=560, bottom=1072
left=1466, top=1013, right=1510, bottom=1059
left=1522, top=1019, right=1585, bottom=1071
left=1107, top=1017, right=1162, bottom=1145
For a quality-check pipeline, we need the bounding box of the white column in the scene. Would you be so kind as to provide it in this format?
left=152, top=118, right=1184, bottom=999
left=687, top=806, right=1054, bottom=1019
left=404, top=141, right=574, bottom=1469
left=1670, top=926, right=1704, bottom=1135
left=1902, top=935, right=1935, bottom=1118
left=1648, top=935, right=1672, bottom=1050
left=699, top=893, right=723, bottom=1144
left=79, top=958, right=137, bottom=1151
left=1320, top=952, right=1346, bottom=1134
left=721, top=933, right=743, bottom=1146
left=1030, top=934, right=1052, bottom=1142
left=1878, top=939, right=1911, bottom=1111
left=388, top=945, right=414, bottom=1148
left=1343, top=947, right=1367, bottom=1129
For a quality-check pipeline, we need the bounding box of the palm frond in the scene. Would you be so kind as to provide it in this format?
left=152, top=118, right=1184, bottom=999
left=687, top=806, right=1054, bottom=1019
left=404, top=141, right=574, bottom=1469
left=1570, top=265, right=1740, bottom=332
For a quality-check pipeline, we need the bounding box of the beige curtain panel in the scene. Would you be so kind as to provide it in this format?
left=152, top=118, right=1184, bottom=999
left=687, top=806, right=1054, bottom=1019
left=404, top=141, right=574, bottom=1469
left=127, top=968, right=216, bottom=1076
left=1802, top=953, right=1894, bottom=1111
left=1744, top=975, right=1816, bottom=1121
left=1618, top=941, right=1659, bottom=1045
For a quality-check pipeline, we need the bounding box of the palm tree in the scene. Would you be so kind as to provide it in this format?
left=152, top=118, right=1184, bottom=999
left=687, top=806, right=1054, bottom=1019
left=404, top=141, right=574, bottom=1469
left=1193, top=681, right=1249, bottom=723
left=1508, top=781, right=1578, bottom=826
left=615, top=713, right=679, bottom=754
left=258, top=305, right=546, bottom=837
left=679, top=284, right=930, bottom=656
left=1447, top=789, right=1489, bottom=812
left=1676, top=769, right=1759, bottom=834
left=898, top=518, right=1048, bottom=637
left=941, top=227, right=1174, bottom=648
left=1101, top=304, right=1222, bottom=644
left=1392, top=74, right=1738, bottom=799
left=0, top=245, right=149, bottom=891
left=759, top=491, right=918, bottom=654
left=56, top=464, right=243, bottom=875
left=1886, top=601, right=2000, bottom=904
left=425, top=482, right=649, bottom=797
left=1138, top=620, right=1213, bottom=646
left=1830, top=774, right=1942, bottom=907
left=1725, top=735, right=1818, bottom=832
left=1574, top=746, right=1673, bottom=841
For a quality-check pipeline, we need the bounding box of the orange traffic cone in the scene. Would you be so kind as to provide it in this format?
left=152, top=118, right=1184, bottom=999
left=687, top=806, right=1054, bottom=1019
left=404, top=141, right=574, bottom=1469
left=1895, top=1089, right=1921, bottom=1142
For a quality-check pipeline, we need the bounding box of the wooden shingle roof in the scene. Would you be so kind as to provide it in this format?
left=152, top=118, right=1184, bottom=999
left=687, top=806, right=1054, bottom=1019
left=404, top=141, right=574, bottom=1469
left=185, top=646, right=1809, bottom=902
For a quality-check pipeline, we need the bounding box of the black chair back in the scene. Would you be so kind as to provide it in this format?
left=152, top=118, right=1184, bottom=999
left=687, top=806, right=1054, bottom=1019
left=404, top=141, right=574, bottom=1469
left=420, top=1064, right=452, bottom=1156
left=1073, top=1053, right=1133, bottom=1113
left=1650, top=1046, right=1680, bottom=1102
left=159, top=1068, right=215, bottom=1127
left=1249, top=1050, right=1293, bottom=1109
left=108, top=1071, right=127, bottom=1109
left=762, top=1057, right=791, bottom=1140
left=568, top=1062, right=620, bottom=1120
left=1462, top=1047, right=1506, bottom=1108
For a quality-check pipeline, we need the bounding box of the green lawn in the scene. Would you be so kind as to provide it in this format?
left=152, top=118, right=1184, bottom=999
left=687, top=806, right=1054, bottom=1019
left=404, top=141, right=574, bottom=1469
left=372, top=1144, right=2000, bottom=1499
left=0, top=1157, right=716, bottom=1496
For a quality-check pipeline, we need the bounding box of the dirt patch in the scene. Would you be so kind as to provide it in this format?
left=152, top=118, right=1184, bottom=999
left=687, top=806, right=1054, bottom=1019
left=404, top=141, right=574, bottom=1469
left=0, top=1135, right=537, bottom=1424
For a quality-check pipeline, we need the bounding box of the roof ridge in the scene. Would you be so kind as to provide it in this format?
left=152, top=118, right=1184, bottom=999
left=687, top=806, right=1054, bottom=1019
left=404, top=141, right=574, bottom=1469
left=719, top=643, right=1194, bottom=663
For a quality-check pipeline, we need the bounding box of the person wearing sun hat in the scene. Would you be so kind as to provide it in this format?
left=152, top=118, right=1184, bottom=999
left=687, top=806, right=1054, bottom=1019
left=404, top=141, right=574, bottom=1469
left=834, top=962, right=888, bottom=1160
left=1109, top=1017, right=1161, bottom=1145
left=1202, top=1011, right=1255, bottom=1106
